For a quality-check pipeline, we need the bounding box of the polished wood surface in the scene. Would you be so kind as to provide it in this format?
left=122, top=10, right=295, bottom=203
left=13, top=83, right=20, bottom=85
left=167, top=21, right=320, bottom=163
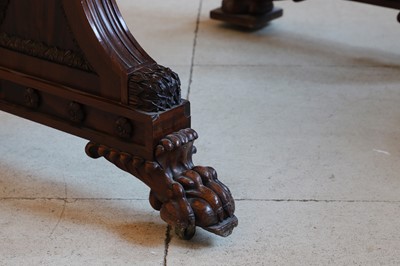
left=0, top=0, right=237, bottom=240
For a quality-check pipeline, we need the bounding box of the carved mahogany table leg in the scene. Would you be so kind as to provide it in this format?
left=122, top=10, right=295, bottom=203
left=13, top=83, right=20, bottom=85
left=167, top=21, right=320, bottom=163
left=86, top=129, right=237, bottom=239
left=0, top=0, right=237, bottom=240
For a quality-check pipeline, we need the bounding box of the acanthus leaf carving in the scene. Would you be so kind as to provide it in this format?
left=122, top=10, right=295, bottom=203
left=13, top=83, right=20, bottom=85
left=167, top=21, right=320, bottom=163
left=128, top=64, right=181, bottom=112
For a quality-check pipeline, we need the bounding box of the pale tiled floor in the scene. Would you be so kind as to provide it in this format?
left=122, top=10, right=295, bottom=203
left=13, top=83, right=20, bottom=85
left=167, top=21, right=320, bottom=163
left=1, top=0, right=400, bottom=265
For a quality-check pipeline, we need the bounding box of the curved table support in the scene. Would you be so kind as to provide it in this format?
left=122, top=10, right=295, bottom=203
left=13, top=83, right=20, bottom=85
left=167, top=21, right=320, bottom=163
left=0, top=0, right=237, bottom=239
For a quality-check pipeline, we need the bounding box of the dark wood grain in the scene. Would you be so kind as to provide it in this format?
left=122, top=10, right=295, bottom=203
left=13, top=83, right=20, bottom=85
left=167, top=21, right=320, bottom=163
left=0, top=0, right=237, bottom=240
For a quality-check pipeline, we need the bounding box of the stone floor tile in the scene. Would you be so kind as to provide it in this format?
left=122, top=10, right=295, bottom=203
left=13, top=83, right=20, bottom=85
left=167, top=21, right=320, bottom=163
left=168, top=200, right=400, bottom=266
left=117, top=0, right=201, bottom=66
left=189, top=65, right=400, bottom=201
left=198, top=0, right=400, bottom=67
left=0, top=199, right=166, bottom=266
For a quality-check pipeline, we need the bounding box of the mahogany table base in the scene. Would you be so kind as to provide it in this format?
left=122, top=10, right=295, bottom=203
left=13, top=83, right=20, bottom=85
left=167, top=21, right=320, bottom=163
left=0, top=0, right=237, bottom=240
left=211, top=0, right=400, bottom=29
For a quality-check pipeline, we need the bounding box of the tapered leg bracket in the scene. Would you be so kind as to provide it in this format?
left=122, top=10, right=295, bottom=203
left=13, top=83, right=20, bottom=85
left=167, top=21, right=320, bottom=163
left=85, top=128, right=238, bottom=239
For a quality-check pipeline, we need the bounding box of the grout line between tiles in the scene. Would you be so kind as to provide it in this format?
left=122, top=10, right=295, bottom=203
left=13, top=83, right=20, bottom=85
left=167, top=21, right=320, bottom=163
left=163, top=225, right=171, bottom=266
left=192, top=63, right=400, bottom=69
left=48, top=175, right=68, bottom=237
left=235, top=198, right=400, bottom=203
left=2, top=197, right=400, bottom=204
left=0, top=197, right=148, bottom=201
left=48, top=199, right=66, bottom=238
left=186, top=0, right=203, bottom=101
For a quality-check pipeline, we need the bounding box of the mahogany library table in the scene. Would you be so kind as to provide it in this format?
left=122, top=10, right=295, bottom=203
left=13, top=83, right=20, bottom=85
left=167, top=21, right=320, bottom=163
left=0, top=0, right=237, bottom=240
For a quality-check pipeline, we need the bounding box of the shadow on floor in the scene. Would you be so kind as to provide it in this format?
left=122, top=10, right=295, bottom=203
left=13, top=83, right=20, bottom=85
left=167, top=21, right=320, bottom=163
left=0, top=162, right=168, bottom=247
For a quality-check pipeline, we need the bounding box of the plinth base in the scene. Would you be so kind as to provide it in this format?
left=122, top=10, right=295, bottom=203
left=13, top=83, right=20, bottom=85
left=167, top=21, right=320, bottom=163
left=210, top=7, right=283, bottom=30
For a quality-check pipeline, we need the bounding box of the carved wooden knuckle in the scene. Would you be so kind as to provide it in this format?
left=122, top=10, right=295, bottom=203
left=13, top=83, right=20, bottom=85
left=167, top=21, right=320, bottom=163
left=68, top=101, right=85, bottom=122
left=23, top=88, right=40, bottom=109
left=159, top=138, right=175, bottom=152
left=114, top=117, right=133, bottom=139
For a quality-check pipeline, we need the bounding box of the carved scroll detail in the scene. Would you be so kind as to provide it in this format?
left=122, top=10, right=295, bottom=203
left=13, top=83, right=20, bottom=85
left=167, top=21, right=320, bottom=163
left=85, top=128, right=237, bottom=239
left=128, top=64, right=181, bottom=112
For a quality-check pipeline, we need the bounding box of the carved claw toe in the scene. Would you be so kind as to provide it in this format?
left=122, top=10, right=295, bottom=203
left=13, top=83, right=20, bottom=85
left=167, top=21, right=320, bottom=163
left=193, top=166, right=235, bottom=218
left=175, top=224, right=196, bottom=240
left=159, top=183, right=195, bottom=235
left=149, top=190, right=162, bottom=211
left=154, top=129, right=237, bottom=238
left=173, top=166, right=237, bottom=236
left=179, top=170, right=224, bottom=224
